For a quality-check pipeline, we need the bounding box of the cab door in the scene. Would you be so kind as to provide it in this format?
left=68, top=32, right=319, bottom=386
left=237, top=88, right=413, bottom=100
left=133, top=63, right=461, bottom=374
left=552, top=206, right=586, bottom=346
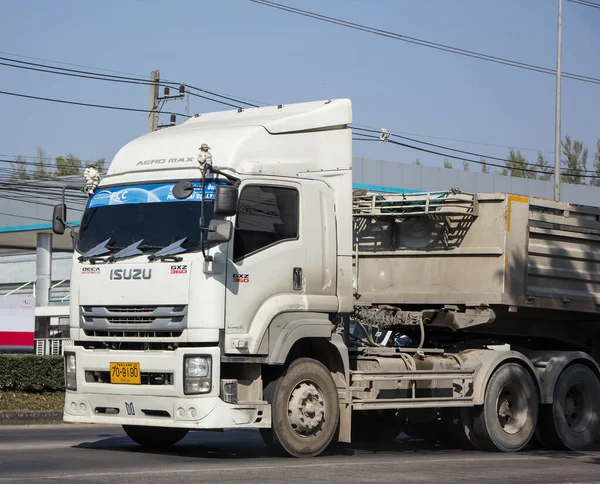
left=224, top=179, right=337, bottom=354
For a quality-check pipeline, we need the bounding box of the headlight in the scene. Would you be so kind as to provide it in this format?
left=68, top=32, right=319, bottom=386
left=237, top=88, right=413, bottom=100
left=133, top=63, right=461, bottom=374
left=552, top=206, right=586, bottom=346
left=64, top=352, right=77, bottom=391
left=184, top=355, right=212, bottom=395
left=185, top=357, right=210, bottom=378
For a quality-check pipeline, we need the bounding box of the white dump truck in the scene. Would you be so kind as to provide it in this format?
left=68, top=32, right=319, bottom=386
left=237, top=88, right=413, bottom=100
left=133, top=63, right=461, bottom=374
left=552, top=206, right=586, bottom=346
left=53, top=99, right=600, bottom=456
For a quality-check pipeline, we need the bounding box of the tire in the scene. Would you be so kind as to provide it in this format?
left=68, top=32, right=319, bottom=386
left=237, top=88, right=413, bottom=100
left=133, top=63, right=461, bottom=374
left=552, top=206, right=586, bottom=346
left=352, top=410, right=403, bottom=443
left=459, top=406, right=487, bottom=450
left=536, top=364, right=600, bottom=451
left=122, top=425, right=188, bottom=447
left=259, top=379, right=284, bottom=454
left=262, top=358, right=340, bottom=457
left=473, top=363, right=538, bottom=452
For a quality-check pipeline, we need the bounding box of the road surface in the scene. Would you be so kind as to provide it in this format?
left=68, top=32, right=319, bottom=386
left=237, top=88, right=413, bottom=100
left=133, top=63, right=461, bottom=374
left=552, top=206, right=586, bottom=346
left=0, top=425, right=599, bottom=483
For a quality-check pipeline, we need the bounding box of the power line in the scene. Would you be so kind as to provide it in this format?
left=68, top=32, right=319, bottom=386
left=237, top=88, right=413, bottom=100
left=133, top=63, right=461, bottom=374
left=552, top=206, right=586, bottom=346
left=352, top=126, right=527, bottom=165
left=0, top=183, right=86, bottom=201
left=0, top=154, right=105, bottom=165
left=0, top=51, right=151, bottom=79
left=0, top=211, right=54, bottom=223
left=351, top=123, right=555, bottom=155
left=0, top=179, right=88, bottom=196
left=187, top=91, right=242, bottom=109
left=353, top=132, right=599, bottom=179
left=353, top=133, right=550, bottom=176
left=0, top=192, right=83, bottom=210
left=352, top=126, right=596, bottom=175
left=250, top=0, right=600, bottom=86
left=0, top=89, right=190, bottom=117
left=0, top=55, right=260, bottom=108
left=1, top=50, right=267, bottom=107
left=569, top=0, right=600, bottom=9
left=0, top=60, right=155, bottom=87
left=5, top=52, right=555, bottom=159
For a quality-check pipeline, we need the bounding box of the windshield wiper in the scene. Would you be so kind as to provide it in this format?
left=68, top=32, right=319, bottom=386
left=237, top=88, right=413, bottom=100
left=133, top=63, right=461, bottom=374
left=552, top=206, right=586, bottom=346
left=148, top=238, right=187, bottom=262
left=78, top=238, right=112, bottom=262
left=107, top=239, right=145, bottom=261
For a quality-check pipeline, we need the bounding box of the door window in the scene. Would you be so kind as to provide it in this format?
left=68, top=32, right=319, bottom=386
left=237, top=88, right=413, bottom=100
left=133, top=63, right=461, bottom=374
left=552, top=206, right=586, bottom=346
left=233, top=186, right=299, bottom=261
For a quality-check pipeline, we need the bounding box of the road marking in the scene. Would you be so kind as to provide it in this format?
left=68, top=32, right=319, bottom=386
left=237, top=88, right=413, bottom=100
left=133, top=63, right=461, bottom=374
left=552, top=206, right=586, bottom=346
left=0, top=455, right=573, bottom=482
left=0, top=443, right=78, bottom=451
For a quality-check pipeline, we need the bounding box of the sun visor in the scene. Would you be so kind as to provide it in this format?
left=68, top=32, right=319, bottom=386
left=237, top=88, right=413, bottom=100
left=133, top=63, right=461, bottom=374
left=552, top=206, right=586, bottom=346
left=261, top=99, right=352, bottom=134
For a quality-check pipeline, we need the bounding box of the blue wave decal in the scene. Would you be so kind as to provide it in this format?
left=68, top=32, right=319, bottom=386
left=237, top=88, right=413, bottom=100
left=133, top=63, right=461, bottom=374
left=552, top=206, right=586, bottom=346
left=89, top=182, right=221, bottom=208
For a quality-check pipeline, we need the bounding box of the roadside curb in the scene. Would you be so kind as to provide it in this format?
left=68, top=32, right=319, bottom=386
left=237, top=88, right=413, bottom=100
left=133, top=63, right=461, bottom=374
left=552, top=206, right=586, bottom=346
left=0, top=410, right=63, bottom=426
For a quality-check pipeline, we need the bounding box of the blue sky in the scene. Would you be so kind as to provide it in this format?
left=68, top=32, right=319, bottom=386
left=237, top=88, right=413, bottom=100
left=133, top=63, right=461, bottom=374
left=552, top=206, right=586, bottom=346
left=1, top=0, right=598, bottom=173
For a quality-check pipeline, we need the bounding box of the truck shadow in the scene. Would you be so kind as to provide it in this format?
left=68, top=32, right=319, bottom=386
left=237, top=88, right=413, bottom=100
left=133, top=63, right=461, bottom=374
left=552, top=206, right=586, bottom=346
left=72, top=430, right=600, bottom=460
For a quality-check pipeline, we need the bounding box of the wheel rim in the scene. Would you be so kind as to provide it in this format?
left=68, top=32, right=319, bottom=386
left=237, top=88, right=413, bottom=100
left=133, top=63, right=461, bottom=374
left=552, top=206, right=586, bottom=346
left=495, top=382, right=528, bottom=435
left=562, top=383, right=591, bottom=433
left=287, top=380, right=326, bottom=437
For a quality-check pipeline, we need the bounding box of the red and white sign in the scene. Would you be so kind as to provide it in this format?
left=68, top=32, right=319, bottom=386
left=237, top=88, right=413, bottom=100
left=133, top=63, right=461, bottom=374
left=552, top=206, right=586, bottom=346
left=233, top=273, right=250, bottom=283
left=0, top=296, right=35, bottom=351
left=170, top=264, right=188, bottom=275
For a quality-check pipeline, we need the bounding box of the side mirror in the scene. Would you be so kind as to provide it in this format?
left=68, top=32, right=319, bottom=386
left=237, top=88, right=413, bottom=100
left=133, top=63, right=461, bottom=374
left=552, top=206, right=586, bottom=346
left=172, top=180, right=194, bottom=200
left=52, top=203, right=67, bottom=235
left=207, top=220, right=233, bottom=243
left=214, top=185, right=238, bottom=216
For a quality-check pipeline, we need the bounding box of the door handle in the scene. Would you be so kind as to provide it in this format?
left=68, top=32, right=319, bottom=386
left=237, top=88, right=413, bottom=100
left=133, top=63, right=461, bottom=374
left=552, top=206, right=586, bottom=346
left=293, top=267, right=303, bottom=291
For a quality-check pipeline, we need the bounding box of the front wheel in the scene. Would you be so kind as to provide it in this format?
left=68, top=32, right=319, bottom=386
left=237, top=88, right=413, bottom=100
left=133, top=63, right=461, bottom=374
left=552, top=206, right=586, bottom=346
left=536, top=364, right=600, bottom=450
left=122, top=425, right=188, bottom=447
left=262, top=358, right=340, bottom=457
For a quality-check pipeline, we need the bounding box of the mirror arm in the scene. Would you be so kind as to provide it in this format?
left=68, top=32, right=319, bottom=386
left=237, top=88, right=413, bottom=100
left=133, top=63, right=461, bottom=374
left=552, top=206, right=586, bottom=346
left=58, top=185, right=83, bottom=231
left=208, top=165, right=241, bottom=186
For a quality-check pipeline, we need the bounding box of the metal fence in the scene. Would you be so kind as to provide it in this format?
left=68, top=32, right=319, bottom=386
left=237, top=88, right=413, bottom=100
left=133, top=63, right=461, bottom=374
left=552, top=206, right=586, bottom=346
left=34, top=338, right=73, bottom=356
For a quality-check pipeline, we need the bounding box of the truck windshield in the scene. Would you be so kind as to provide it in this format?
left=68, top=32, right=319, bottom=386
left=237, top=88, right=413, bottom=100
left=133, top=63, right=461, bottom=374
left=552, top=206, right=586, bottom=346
left=77, top=181, right=221, bottom=255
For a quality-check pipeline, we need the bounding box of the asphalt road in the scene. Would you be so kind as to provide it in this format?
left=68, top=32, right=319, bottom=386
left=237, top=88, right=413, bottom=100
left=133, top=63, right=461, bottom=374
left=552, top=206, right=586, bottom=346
left=0, top=425, right=599, bottom=483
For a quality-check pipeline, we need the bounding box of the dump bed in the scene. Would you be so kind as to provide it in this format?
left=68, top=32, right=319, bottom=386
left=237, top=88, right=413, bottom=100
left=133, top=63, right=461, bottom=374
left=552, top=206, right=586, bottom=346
left=353, top=191, right=600, bottom=314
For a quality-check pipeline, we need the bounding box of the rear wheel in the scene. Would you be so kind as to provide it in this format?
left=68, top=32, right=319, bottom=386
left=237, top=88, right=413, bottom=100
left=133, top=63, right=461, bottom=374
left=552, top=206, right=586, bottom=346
left=261, top=358, right=339, bottom=457
left=536, top=364, right=600, bottom=450
left=473, top=363, right=538, bottom=452
left=122, top=425, right=188, bottom=447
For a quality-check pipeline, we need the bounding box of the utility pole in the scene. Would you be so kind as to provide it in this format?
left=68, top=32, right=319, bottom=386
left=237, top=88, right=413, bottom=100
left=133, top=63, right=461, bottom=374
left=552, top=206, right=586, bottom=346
left=147, top=70, right=160, bottom=133
left=554, top=0, right=563, bottom=201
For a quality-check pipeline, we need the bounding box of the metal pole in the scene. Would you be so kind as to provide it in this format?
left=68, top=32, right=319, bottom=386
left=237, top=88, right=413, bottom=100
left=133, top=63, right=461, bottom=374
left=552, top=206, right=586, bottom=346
left=554, top=0, right=563, bottom=201
left=36, top=233, right=52, bottom=307
left=147, top=70, right=160, bottom=133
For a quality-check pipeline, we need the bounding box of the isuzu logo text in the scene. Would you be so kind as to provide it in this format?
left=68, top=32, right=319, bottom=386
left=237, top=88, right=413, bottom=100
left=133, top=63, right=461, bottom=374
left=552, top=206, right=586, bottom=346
left=109, top=269, right=152, bottom=280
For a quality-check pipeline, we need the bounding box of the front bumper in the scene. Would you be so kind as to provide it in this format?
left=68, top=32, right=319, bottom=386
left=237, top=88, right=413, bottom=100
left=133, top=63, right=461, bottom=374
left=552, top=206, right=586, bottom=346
left=63, top=345, right=270, bottom=429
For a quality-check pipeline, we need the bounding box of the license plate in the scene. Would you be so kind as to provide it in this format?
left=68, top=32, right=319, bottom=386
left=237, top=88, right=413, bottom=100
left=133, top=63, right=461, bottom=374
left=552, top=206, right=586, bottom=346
left=110, top=362, right=141, bottom=384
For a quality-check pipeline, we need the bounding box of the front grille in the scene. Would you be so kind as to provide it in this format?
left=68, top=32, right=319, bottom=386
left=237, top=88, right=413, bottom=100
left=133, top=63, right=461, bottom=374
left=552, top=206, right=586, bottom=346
left=104, top=306, right=159, bottom=313
left=80, top=305, right=187, bottom=338
left=84, top=330, right=183, bottom=338
left=83, top=305, right=160, bottom=313
left=107, top=316, right=158, bottom=324
left=85, top=370, right=174, bottom=385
